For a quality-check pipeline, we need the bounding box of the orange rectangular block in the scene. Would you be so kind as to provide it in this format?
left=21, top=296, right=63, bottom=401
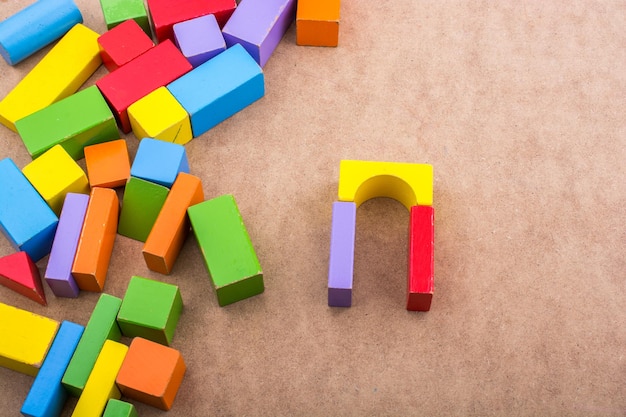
left=296, top=0, right=340, bottom=47
left=84, top=139, right=130, bottom=188
left=142, top=173, right=203, bottom=274
left=72, top=187, right=119, bottom=292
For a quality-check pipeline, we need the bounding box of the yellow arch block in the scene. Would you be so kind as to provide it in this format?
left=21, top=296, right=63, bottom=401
left=338, top=160, right=433, bottom=210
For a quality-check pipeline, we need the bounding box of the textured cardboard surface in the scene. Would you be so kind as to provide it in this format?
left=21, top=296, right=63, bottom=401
left=1, top=1, right=625, bottom=416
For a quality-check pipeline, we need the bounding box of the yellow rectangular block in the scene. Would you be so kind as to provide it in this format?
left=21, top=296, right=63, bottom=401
left=0, top=24, right=102, bottom=132
left=0, top=302, right=60, bottom=376
left=71, top=340, right=128, bottom=417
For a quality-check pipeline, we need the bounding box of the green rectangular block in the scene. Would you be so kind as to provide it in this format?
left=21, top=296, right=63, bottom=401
left=61, top=293, right=122, bottom=397
left=188, top=194, right=264, bottom=306
left=103, top=399, right=138, bottom=417
left=118, top=177, right=169, bottom=242
left=99, top=0, right=152, bottom=37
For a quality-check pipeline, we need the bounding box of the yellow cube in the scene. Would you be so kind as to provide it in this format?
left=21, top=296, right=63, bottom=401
left=128, top=87, right=192, bottom=145
left=22, top=145, right=90, bottom=215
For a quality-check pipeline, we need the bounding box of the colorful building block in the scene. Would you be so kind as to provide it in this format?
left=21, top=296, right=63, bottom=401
left=0, top=0, right=82, bottom=65
left=99, top=0, right=152, bottom=36
left=116, top=337, right=186, bottom=411
left=0, top=302, right=59, bottom=376
left=21, top=321, right=84, bottom=417
left=130, top=138, right=190, bottom=187
left=44, top=193, right=89, bottom=298
left=0, top=158, right=58, bottom=262
left=22, top=145, right=90, bottom=216
left=84, top=139, right=130, bottom=189
left=0, top=251, right=47, bottom=306
left=146, top=0, right=236, bottom=43
left=103, top=399, right=138, bottom=417
left=98, top=19, right=154, bottom=72
left=143, top=173, right=204, bottom=274
left=62, top=294, right=122, bottom=397
left=96, top=39, right=192, bottom=133
left=117, top=276, right=183, bottom=345
left=222, top=0, right=296, bottom=67
left=327, top=202, right=356, bottom=307
left=72, top=187, right=119, bottom=292
left=167, top=43, right=264, bottom=137
left=15, top=86, right=119, bottom=161
left=128, top=87, right=193, bottom=145
left=407, top=205, right=435, bottom=311
left=188, top=194, right=264, bottom=306
left=173, top=14, right=226, bottom=68
left=117, top=177, right=170, bottom=242
left=296, top=0, right=340, bottom=47
left=0, top=24, right=101, bottom=132
left=71, top=340, right=128, bottom=417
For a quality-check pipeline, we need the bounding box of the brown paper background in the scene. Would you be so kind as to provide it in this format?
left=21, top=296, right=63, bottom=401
left=1, top=1, right=625, bottom=416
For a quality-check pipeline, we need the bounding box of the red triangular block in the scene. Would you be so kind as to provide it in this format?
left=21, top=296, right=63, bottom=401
left=0, top=251, right=47, bottom=305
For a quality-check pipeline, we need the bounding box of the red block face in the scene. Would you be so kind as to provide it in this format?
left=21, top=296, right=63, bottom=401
left=97, top=20, right=155, bottom=72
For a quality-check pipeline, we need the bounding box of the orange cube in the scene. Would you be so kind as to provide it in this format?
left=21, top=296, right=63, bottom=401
left=296, top=0, right=340, bottom=47
left=84, top=139, right=130, bottom=188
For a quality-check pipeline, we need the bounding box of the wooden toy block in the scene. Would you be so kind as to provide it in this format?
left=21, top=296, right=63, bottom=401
left=103, top=399, right=138, bottom=417
left=15, top=86, right=119, bottom=161
left=117, top=177, right=169, bottom=242
left=21, top=321, right=84, bottom=417
left=0, top=0, right=82, bottom=65
left=115, top=337, right=186, bottom=410
left=44, top=193, right=89, bottom=298
left=407, top=205, right=435, bottom=312
left=71, top=340, right=128, bottom=417
left=130, top=138, right=190, bottom=187
left=0, top=158, right=58, bottom=262
left=0, top=24, right=101, bottom=132
left=72, top=188, right=119, bottom=292
left=117, top=276, right=183, bottom=345
left=327, top=202, right=356, bottom=307
left=98, top=19, right=154, bottom=72
left=173, top=14, right=226, bottom=68
left=62, top=294, right=122, bottom=397
left=338, top=160, right=433, bottom=210
left=0, top=251, right=47, bottom=306
left=0, top=302, right=59, bottom=376
left=22, top=145, right=90, bottom=216
left=128, top=87, right=193, bottom=145
left=95, top=39, right=192, bottom=133
left=188, top=194, right=264, bottom=306
left=167, top=43, right=264, bottom=137
left=100, top=0, right=152, bottom=38
left=296, top=0, right=340, bottom=47
left=146, top=0, right=236, bottom=43
left=222, top=0, right=296, bottom=67
left=84, top=139, right=130, bottom=189
left=143, top=173, right=204, bottom=274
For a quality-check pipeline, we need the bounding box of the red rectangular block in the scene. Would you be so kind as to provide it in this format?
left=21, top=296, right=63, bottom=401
left=96, top=40, right=192, bottom=133
left=98, top=19, right=155, bottom=72
left=407, top=205, right=434, bottom=311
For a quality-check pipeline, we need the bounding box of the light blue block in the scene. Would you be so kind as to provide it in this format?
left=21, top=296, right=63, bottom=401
left=21, top=321, right=84, bottom=417
left=130, top=138, right=189, bottom=188
left=0, top=158, right=58, bottom=262
left=167, top=43, right=264, bottom=138
left=0, top=0, right=82, bottom=66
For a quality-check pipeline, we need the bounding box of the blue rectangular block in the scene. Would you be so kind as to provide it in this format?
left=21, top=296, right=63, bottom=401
left=327, top=201, right=356, bottom=307
left=0, top=158, right=58, bottom=262
left=21, top=321, right=85, bottom=417
left=167, top=43, right=264, bottom=137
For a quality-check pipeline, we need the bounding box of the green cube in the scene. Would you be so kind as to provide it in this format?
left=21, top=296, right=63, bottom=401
left=103, top=399, right=138, bottom=417
left=99, top=0, right=152, bottom=37
left=118, top=177, right=169, bottom=242
left=117, top=276, right=183, bottom=345
left=188, top=194, right=264, bottom=307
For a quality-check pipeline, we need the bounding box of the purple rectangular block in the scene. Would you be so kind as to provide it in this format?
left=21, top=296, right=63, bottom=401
left=173, top=14, right=226, bottom=68
left=44, top=193, right=89, bottom=298
left=222, top=0, right=296, bottom=67
left=327, top=201, right=356, bottom=307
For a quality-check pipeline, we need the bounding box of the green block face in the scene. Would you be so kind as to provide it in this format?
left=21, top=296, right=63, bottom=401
left=100, top=0, right=151, bottom=37
left=103, top=399, right=138, bottom=417
left=188, top=194, right=264, bottom=306
left=117, top=276, right=183, bottom=345
left=118, top=177, right=169, bottom=242
left=61, top=294, right=122, bottom=397
left=15, top=86, right=119, bottom=160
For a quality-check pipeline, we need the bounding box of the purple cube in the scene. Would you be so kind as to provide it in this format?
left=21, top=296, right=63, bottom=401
left=173, top=14, right=226, bottom=68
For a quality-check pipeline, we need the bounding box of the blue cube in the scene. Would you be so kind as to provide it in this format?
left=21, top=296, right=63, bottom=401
left=130, top=138, right=189, bottom=188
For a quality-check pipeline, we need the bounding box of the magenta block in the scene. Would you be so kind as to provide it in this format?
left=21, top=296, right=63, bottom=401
left=222, top=0, right=296, bottom=68
left=173, top=14, right=226, bottom=68
left=44, top=193, right=89, bottom=298
left=327, top=202, right=356, bottom=307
